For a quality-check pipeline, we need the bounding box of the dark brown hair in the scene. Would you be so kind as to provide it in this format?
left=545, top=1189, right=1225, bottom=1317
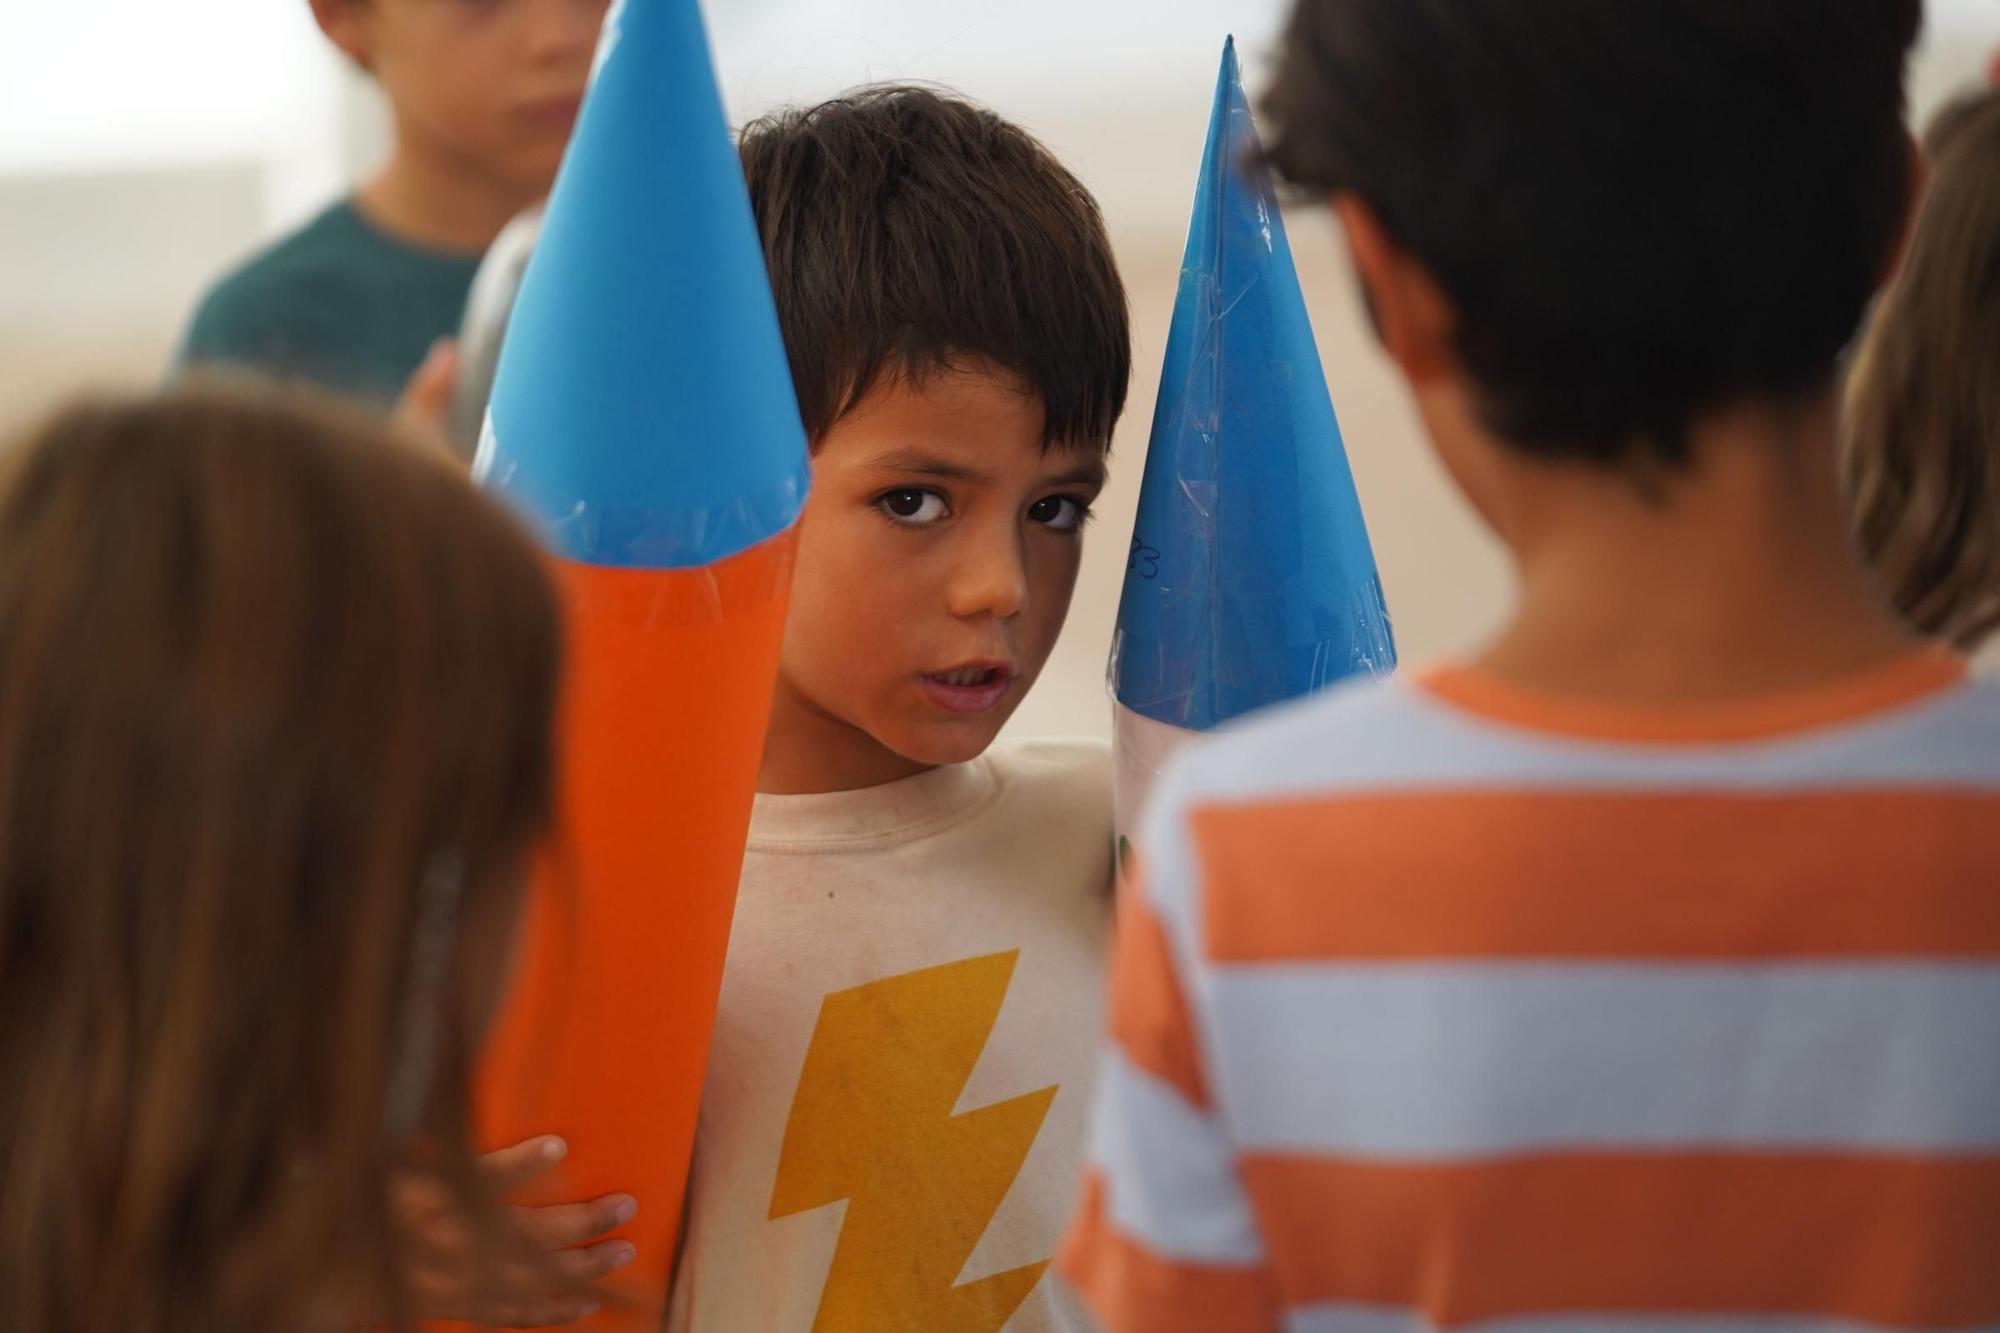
left=738, top=85, right=1131, bottom=450
left=0, top=384, right=561, bottom=1331
left=1845, top=87, right=2000, bottom=651
left=1263, top=0, right=1922, bottom=466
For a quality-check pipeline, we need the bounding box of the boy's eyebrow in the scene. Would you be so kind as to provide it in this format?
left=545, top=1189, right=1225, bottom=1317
left=864, top=448, right=1108, bottom=490
left=1044, top=459, right=1109, bottom=491
left=864, top=449, right=993, bottom=483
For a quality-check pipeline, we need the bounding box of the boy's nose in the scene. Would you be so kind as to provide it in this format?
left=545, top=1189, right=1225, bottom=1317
left=946, top=537, right=1029, bottom=623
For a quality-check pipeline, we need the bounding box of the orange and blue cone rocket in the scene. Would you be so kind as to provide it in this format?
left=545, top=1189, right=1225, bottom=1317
left=467, top=0, right=809, bottom=1325
left=1111, top=37, right=1395, bottom=856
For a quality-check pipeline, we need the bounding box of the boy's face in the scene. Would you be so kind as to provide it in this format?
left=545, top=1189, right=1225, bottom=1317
left=318, top=0, right=609, bottom=195
left=765, top=363, right=1106, bottom=792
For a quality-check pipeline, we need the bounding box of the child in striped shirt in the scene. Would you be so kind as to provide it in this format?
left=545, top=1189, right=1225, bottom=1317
left=1061, top=2, right=2000, bottom=1331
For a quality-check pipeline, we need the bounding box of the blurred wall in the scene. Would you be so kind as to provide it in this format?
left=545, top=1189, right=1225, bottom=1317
left=2, top=0, right=1995, bottom=743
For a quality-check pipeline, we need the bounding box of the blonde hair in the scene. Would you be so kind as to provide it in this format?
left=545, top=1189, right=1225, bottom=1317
left=1845, top=87, right=2000, bottom=651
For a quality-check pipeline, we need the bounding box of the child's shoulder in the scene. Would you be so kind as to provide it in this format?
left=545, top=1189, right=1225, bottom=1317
left=1161, top=673, right=1424, bottom=809
left=179, top=200, right=471, bottom=401
left=185, top=203, right=373, bottom=335
left=985, top=736, right=1113, bottom=844
left=982, top=737, right=1114, bottom=893
left=179, top=201, right=426, bottom=386
left=1155, top=659, right=2000, bottom=830
left=986, top=735, right=1112, bottom=807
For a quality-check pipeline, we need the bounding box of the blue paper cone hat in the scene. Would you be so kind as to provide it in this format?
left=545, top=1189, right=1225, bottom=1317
left=475, top=0, right=810, bottom=569
left=1112, top=37, right=1395, bottom=730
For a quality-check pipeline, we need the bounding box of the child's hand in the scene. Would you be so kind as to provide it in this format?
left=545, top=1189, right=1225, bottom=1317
left=396, top=1135, right=640, bottom=1328
left=393, top=338, right=462, bottom=464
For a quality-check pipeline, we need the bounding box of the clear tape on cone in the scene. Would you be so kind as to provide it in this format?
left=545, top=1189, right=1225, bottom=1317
left=477, top=411, right=812, bottom=579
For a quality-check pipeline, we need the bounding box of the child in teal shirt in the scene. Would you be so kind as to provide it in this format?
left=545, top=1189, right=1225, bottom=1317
left=180, top=0, right=606, bottom=407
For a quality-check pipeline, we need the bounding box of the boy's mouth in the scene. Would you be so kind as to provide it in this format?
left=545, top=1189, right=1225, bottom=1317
left=918, top=663, right=1017, bottom=715
left=516, top=94, right=586, bottom=134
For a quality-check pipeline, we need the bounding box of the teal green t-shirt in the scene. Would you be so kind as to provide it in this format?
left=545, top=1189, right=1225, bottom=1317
left=178, top=200, right=484, bottom=407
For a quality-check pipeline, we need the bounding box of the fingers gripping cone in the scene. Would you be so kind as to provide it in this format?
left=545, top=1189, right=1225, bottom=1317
left=1111, top=37, right=1395, bottom=862
left=461, top=0, right=810, bottom=1325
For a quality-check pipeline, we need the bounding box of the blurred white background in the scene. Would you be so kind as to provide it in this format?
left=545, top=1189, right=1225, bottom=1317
left=3, top=0, right=1996, bottom=740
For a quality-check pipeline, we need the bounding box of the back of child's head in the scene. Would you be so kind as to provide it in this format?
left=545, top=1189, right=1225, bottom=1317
left=1264, top=0, right=1924, bottom=467
left=1845, top=86, right=2000, bottom=651
left=737, top=86, right=1131, bottom=450
left=0, top=384, right=560, bottom=1331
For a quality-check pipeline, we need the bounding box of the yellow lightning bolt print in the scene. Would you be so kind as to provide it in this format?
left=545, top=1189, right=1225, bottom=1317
left=769, top=950, right=1058, bottom=1333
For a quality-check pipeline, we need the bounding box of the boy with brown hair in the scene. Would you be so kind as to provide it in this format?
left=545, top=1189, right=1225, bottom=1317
left=665, top=86, right=1131, bottom=1332
left=1064, top=2, right=2000, bottom=1330
left=178, top=0, right=606, bottom=408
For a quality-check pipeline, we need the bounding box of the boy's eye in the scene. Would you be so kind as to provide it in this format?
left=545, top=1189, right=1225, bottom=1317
left=1028, top=495, right=1091, bottom=532
left=877, top=488, right=950, bottom=526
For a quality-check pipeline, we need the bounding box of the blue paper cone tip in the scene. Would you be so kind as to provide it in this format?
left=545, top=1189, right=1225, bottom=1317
left=477, top=0, right=810, bottom=570
left=1112, top=36, right=1396, bottom=730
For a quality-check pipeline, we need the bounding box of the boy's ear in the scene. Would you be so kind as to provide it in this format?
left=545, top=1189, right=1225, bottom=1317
left=309, top=0, right=375, bottom=70
left=1331, top=194, right=1458, bottom=385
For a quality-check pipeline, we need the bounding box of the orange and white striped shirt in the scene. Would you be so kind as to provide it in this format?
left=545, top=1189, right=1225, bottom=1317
left=1060, top=650, right=2000, bottom=1333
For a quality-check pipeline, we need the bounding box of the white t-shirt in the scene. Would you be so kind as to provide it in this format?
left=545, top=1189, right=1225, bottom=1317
left=668, top=739, right=1113, bottom=1332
